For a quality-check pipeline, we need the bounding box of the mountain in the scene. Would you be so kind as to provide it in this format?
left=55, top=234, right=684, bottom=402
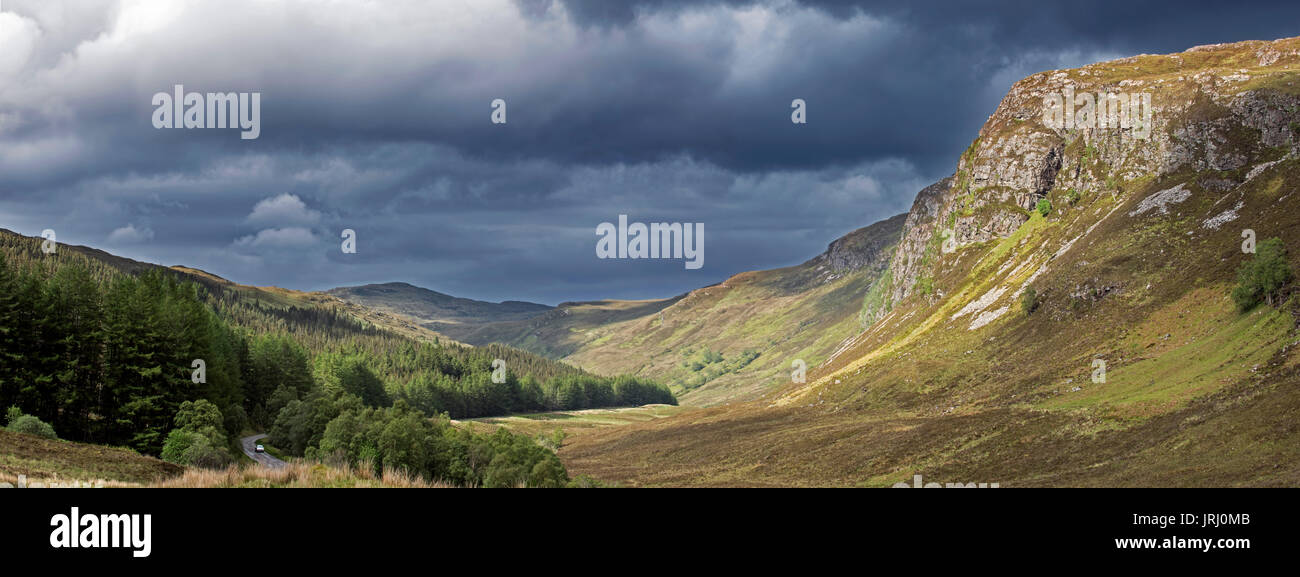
left=12, top=35, right=1297, bottom=487
left=325, top=283, right=685, bottom=362
left=555, top=212, right=907, bottom=406
left=326, top=282, right=552, bottom=333
left=0, top=228, right=455, bottom=348
left=553, top=36, right=1300, bottom=486
left=0, top=227, right=655, bottom=418
left=330, top=214, right=908, bottom=406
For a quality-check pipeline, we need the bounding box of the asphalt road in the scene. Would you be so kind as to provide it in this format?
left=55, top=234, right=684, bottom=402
left=240, top=434, right=287, bottom=469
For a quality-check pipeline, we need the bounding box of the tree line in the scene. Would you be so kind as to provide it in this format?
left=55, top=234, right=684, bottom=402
left=0, top=259, right=244, bottom=453
left=0, top=231, right=674, bottom=486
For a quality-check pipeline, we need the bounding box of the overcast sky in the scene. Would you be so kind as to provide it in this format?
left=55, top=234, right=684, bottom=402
left=1, top=0, right=1297, bottom=304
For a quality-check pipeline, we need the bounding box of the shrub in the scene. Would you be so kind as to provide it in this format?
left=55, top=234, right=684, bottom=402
left=161, top=429, right=232, bottom=468
left=181, top=437, right=233, bottom=469
left=528, top=457, right=568, bottom=488
left=567, top=475, right=615, bottom=488
left=536, top=428, right=567, bottom=452
left=1021, top=286, right=1040, bottom=316
left=162, top=400, right=234, bottom=468
left=1036, top=198, right=1053, bottom=217
left=174, top=400, right=225, bottom=437
left=1232, top=238, right=1293, bottom=311
left=916, top=276, right=935, bottom=296
left=161, top=429, right=200, bottom=464
left=1065, top=188, right=1081, bottom=206
left=5, top=406, right=21, bottom=426
left=6, top=413, right=58, bottom=440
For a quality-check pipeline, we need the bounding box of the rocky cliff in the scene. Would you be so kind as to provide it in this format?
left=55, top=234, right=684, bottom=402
left=562, top=36, right=1300, bottom=487
left=887, top=37, right=1300, bottom=306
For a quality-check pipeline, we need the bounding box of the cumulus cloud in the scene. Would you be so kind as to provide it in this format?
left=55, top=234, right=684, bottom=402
left=0, top=10, right=41, bottom=83
left=247, top=194, right=321, bottom=226
left=232, top=227, right=318, bottom=251
left=106, top=223, right=154, bottom=244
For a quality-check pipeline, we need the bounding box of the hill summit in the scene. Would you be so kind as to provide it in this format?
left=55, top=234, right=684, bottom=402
left=555, top=35, right=1300, bottom=486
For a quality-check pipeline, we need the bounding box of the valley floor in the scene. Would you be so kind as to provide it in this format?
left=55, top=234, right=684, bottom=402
left=557, top=347, right=1300, bottom=487
left=553, top=286, right=1300, bottom=488
left=461, top=404, right=687, bottom=437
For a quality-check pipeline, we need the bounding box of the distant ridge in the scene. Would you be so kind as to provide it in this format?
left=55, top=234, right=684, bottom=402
left=327, top=282, right=553, bottom=325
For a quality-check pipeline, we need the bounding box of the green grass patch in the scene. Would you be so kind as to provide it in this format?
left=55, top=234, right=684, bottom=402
left=1039, top=297, right=1292, bottom=417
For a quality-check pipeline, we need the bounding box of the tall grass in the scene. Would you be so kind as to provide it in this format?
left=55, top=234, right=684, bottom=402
left=0, top=472, right=136, bottom=488
left=151, top=461, right=451, bottom=488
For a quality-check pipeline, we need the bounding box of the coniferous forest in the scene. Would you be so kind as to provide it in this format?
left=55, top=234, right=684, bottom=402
left=0, top=230, right=674, bottom=486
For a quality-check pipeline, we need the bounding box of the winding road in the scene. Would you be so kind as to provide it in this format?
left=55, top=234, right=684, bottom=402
left=240, top=434, right=287, bottom=469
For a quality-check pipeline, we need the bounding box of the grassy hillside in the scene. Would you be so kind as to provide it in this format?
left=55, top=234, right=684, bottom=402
left=170, top=267, right=457, bottom=350
left=561, top=214, right=907, bottom=406
left=421, top=297, right=683, bottom=359
left=0, top=430, right=182, bottom=485
left=327, top=282, right=551, bottom=327
left=1, top=228, right=455, bottom=349
left=555, top=36, right=1300, bottom=486
left=0, top=228, right=626, bottom=392
left=337, top=214, right=907, bottom=406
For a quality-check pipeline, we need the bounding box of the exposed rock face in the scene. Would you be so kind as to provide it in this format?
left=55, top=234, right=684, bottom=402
left=885, top=176, right=951, bottom=305
left=809, top=213, right=908, bottom=273
left=780, top=212, right=907, bottom=294
left=884, top=36, right=1300, bottom=306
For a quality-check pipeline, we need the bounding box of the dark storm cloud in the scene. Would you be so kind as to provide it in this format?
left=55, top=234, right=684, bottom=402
left=558, top=0, right=1300, bottom=51
left=0, top=0, right=1295, bottom=303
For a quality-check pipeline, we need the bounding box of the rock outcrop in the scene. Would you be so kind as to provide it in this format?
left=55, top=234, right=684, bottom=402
left=807, top=213, right=907, bottom=274
left=885, top=36, right=1300, bottom=306
left=885, top=176, right=951, bottom=304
